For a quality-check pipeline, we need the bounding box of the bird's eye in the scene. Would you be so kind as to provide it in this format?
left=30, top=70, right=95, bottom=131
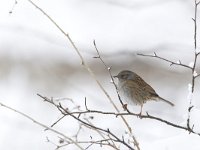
left=121, top=75, right=126, bottom=79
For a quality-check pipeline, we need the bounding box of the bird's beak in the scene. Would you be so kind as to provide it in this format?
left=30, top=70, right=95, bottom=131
left=113, top=75, right=118, bottom=78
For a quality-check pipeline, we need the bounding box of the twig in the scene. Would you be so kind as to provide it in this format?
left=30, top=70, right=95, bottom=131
left=56, top=106, right=200, bottom=136
left=27, top=1, right=140, bottom=149
left=84, top=118, right=119, bottom=149
left=186, top=0, right=200, bottom=134
left=38, top=94, right=200, bottom=136
left=38, top=94, right=122, bottom=149
left=137, top=53, right=192, bottom=69
left=38, top=94, right=135, bottom=149
left=0, top=102, right=84, bottom=150
left=59, top=107, right=135, bottom=150
left=9, top=0, right=17, bottom=14
left=93, top=40, right=128, bottom=111
left=137, top=0, right=200, bottom=136
left=93, top=40, right=140, bottom=148
left=50, top=115, right=66, bottom=128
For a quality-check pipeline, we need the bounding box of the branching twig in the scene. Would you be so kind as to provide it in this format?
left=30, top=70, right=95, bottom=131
left=93, top=40, right=141, bottom=148
left=8, top=1, right=200, bottom=150
left=57, top=103, right=134, bottom=150
left=93, top=40, right=129, bottom=112
left=137, top=52, right=192, bottom=69
left=0, top=102, right=84, bottom=150
left=38, top=94, right=133, bottom=149
left=38, top=94, right=200, bottom=137
left=186, top=0, right=200, bottom=134
left=26, top=2, right=139, bottom=149
left=137, top=0, right=200, bottom=136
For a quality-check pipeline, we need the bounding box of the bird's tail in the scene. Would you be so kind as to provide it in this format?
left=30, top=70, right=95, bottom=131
left=158, top=97, right=174, bottom=106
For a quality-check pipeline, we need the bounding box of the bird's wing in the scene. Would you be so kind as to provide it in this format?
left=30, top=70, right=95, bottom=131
left=134, top=74, right=159, bottom=98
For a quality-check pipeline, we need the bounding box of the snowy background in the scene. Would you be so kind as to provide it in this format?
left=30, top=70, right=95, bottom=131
left=0, top=0, right=200, bottom=149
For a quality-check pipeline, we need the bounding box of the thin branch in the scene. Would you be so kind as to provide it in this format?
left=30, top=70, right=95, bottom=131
left=38, top=94, right=135, bottom=149
left=59, top=139, right=120, bottom=150
left=137, top=53, right=193, bottom=69
left=59, top=104, right=135, bottom=150
left=65, top=109, right=200, bottom=136
left=93, top=40, right=128, bottom=111
left=84, top=118, right=119, bottom=149
left=186, top=0, right=200, bottom=132
left=0, top=102, right=84, bottom=150
left=9, top=0, right=17, bottom=14
left=191, top=0, right=200, bottom=92
left=50, top=115, right=66, bottom=128
left=197, top=0, right=200, bottom=6
left=38, top=94, right=200, bottom=136
left=93, top=40, right=140, bottom=148
left=193, top=0, right=198, bottom=49
left=194, top=73, right=200, bottom=78
left=26, top=3, right=138, bottom=149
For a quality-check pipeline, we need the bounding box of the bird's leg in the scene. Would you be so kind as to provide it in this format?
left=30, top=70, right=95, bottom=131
left=139, top=104, right=143, bottom=118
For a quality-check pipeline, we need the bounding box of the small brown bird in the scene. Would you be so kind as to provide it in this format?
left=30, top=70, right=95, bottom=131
left=114, top=70, right=174, bottom=115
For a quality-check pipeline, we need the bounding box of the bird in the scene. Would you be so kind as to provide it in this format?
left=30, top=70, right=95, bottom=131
left=114, top=70, right=174, bottom=115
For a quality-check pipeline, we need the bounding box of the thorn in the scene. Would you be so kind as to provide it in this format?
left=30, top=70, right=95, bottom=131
left=78, top=113, right=81, bottom=118
left=192, top=124, right=195, bottom=130
left=89, top=116, right=94, bottom=119
left=84, top=97, right=88, bottom=110
left=122, top=135, right=125, bottom=141
left=192, top=18, right=195, bottom=21
left=93, top=40, right=96, bottom=46
left=188, top=105, right=194, bottom=112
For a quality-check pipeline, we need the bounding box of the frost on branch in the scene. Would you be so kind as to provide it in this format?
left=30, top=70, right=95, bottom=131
left=110, top=79, right=114, bottom=83
left=193, top=71, right=198, bottom=77
left=189, top=62, right=194, bottom=68
left=176, top=60, right=181, bottom=64
left=187, top=83, right=194, bottom=106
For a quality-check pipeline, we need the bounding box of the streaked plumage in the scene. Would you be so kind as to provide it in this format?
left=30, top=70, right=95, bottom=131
left=114, top=70, right=174, bottom=114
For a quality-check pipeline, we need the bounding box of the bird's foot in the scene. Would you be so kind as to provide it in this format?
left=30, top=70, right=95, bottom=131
left=138, top=111, right=142, bottom=118
left=122, top=104, right=128, bottom=111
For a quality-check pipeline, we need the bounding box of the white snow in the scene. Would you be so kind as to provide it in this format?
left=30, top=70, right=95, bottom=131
left=0, top=0, right=200, bottom=150
left=193, top=70, right=198, bottom=77
left=189, top=62, right=194, bottom=68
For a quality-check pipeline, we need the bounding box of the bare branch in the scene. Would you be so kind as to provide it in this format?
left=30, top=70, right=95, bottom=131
left=137, top=1, right=200, bottom=136
left=93, top=40, right=127, bottom=109
left=38, top=94, right=200, bottom=137
left=194, top=73, right=200, bottom=78
left=9, top=0, right=17, bottom=14
left=0, top=102, right=84, bottom=150
left=50, top=115, right=66, bottom=128
left=137, top=53, right=192, bottom=69
left=26, top=3, right=138, bottom=149
left=93, top=41, right=140, bottom=148
left=186, top=1, right=200, bottom=130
